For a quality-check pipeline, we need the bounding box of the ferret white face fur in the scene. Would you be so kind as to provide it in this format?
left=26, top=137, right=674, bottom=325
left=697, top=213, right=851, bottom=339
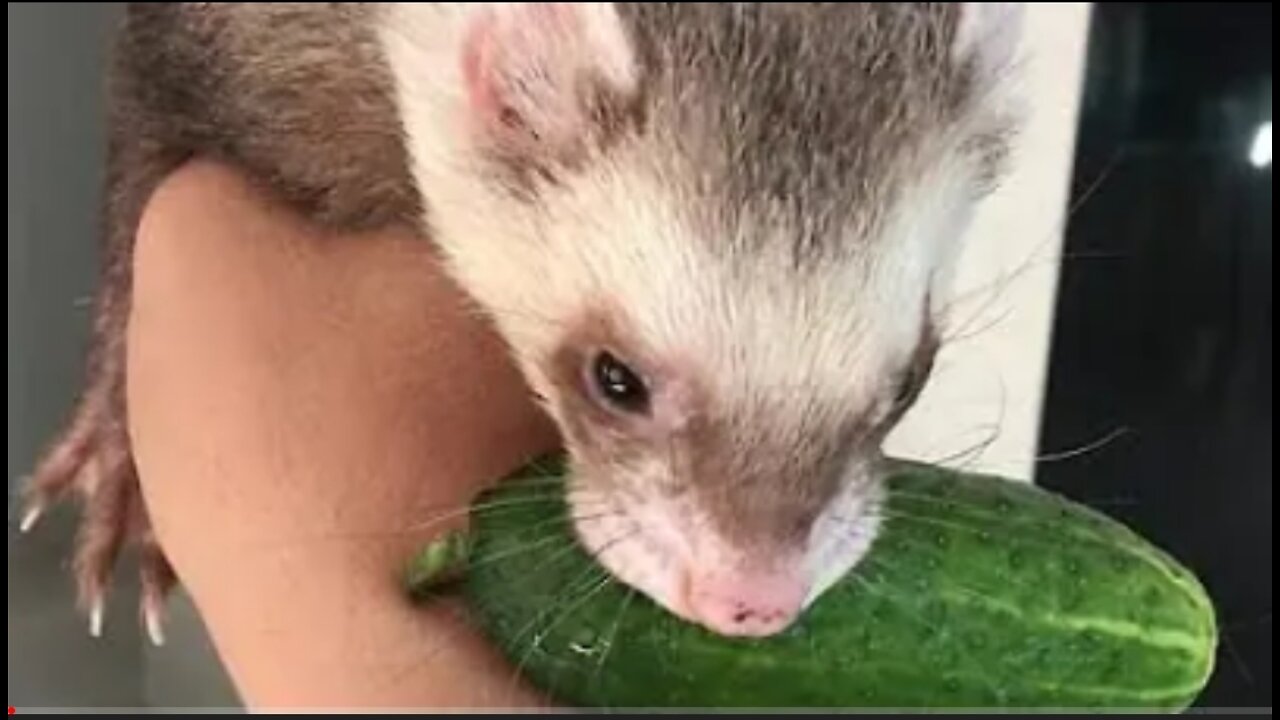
left=380, top=3, right=1023, bottom=637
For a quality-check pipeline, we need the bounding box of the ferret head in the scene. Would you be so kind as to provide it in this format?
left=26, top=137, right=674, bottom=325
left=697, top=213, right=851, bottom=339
left=381, top=3, right=1024, bottom=637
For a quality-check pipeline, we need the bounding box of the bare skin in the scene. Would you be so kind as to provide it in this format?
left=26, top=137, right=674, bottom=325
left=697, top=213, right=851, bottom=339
left=127, top=160, right=558, bottom=709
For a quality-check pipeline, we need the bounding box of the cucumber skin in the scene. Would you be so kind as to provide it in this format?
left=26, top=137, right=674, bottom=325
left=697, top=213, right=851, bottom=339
left=459, top=455, right=1217, bottom=710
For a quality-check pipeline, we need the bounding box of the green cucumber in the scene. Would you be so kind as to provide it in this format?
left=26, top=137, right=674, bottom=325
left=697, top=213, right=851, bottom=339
left=409, top=454, right=1217, bottom=710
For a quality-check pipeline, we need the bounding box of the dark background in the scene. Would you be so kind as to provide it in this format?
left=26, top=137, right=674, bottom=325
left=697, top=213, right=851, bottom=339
left=1038, top=3, right=1272, bottom=709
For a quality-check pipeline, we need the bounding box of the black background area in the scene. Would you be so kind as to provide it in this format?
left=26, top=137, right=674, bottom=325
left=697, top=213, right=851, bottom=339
left=1038, top=3, right=1271, bottom=709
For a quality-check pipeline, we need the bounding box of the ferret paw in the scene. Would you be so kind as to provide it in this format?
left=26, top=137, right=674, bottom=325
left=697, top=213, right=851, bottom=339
left=20, top=404, right=176, bottom=646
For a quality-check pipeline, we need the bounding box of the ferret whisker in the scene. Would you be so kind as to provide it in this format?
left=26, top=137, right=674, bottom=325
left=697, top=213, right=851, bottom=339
left=444, top=512, right=623, bottom=593
left=1030, top=426, right=1132, bottom=464
left=405, top=490, right=602, bottom=535
left=493, top=546, right=614, bottom=684
left=462, top=491, right=602, bottom=516
left=937, top=149, right=1122, bottom=326
left=967, top=370, right=1008, bottom=473
left=374, top=558, right=614, bottom=707
left=504, top=529, right=637, bottom=698
left=590, top=585, right=638, bottom=698
left=923, top=422, right=1003, bottom=470
left=936, top=250, right=1123, bottom=356
left=455, top=509, right=624, bottom=578
left=1218, top=626, right=1259, bottom=688
left=401, top=508, right=621, bottom=595
left=343, top=517, right=596, bottom=697
left=937, top=248, right=1125, bottom=347
left=939, top=300, right=1017, bottom=346
left=1061, top=149, right=1126, bottom=229
left=483, top=521, right=632, bottom=608
left=463, top=533, right=576, bottom=579
left=938, top=425, right=1133, bottom=471
left=494, top=475, right=586, bottom=491
left=472, top=301, right=574, bottom=330
left=922, top=423, right=1130, bottom=477
left=514, top=571, right=618, bottom=696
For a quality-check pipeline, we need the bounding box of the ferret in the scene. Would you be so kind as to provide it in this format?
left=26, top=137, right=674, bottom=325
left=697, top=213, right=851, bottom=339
left=20, top=3, right=1025, bottom=645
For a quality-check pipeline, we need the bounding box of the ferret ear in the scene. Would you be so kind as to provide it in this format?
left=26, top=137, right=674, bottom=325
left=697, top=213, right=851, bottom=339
left=953, top=2, right=1024, bottom=89
left=459, top=3, right=640, bottom=167
left=953, top=3, right=1026, bottom=184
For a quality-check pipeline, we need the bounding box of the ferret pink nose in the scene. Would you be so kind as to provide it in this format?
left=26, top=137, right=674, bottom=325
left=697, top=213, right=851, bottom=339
left=686, top=570, right=808, bottom=638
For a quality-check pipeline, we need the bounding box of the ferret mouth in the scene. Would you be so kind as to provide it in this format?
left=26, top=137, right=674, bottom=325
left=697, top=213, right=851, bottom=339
left=564, top=489, right=813, bottom=637
left=565, top=479, right=886, bottom=637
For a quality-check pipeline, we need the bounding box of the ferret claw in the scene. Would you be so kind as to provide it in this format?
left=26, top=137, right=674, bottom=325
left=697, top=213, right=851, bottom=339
left=143, top=597, right=166, bottom=647
left=88, top=598, right=105, bottom=638
left=19, top=502, right=44, bottom=533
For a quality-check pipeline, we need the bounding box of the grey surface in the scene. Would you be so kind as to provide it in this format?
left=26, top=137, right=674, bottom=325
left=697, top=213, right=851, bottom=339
left=8, top=2, right=114, bottom=495
left=8, top=3, right=237, bottom=710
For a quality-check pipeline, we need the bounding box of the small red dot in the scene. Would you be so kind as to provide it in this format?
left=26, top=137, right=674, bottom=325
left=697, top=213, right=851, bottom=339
left=9, top=706, right=15, bottom=714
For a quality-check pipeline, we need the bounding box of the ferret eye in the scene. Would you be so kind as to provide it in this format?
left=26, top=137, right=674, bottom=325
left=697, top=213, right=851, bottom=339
left=590, top=351, right=650, bottom=414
